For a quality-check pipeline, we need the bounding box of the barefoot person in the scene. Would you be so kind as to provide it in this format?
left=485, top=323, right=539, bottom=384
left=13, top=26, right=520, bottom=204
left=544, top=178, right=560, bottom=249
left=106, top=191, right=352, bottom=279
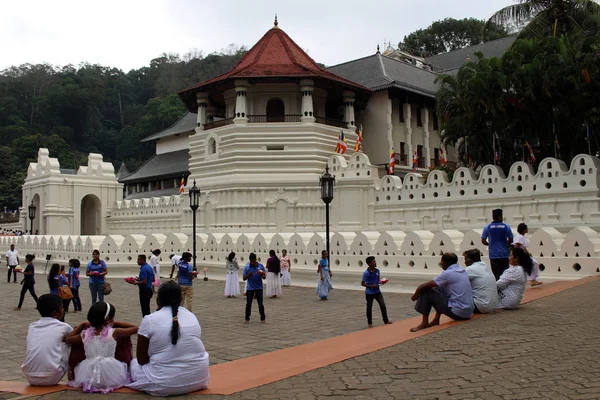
left=317, top=250, right=333, bottom=300
left=514, top=223, right=543, bottom=287
left=15, top=254, right=38, bottom=310
left=463, top=249, right=498, bottom=314
left=242, top=253, right=266, bottom=324
left=481, top=209, right=513, bottom=280
left=361, top=256, right=392, bottom=327
left=6, top=244, right=19, bottom=283
left=410, top=253, right=474, bottom=332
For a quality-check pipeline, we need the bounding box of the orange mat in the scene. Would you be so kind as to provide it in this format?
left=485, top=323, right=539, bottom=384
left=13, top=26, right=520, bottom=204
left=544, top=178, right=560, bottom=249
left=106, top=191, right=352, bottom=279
left=1, top=276, right=596, bottom=396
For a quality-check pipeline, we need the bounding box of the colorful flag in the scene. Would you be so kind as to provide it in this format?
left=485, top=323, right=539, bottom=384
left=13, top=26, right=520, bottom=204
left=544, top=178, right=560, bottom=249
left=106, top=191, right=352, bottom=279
left=525, top=141, right=536, bottom=163
left=493, top=133, right=501, bottom=165
left=440, top=147, right=447, bottom=166
left=388, top=148, right=395, bottom=175
left=354, top=124, right=363, bottom=152
left=336, top=130, right=348, bottom=154
left=468, top=154, right=475, bottom=169
left=412, top=150, right=418, bottom=172
left=179, top=177, right=185, bottom=194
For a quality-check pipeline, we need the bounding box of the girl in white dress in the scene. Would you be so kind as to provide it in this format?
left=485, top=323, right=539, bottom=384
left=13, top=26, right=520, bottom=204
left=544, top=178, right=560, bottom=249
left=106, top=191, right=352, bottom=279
left=67, top=302, right=138, bottom=393
left=280, top=250, right=292, bottom=287
left=514, top=223, right=542, bottom=286
left=128, top=281, right=210, bottom=396
left=224, top=252, right=240, bottom=297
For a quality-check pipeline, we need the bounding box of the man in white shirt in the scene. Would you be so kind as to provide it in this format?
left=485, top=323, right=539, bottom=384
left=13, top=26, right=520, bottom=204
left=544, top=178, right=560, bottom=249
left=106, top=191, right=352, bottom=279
left=169, top=254, right=181, bottom=280
left=150, top=249, right=161, bottom=279
left=21, top=294, right=73, bottom=386
left=463, top=249, right=499, bottom=313
left=6, top=244, right=19, bottom=283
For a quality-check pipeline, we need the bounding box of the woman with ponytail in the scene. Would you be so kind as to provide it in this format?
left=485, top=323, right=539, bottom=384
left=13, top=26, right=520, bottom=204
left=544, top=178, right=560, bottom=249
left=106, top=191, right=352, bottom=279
left=128, top=281, right=209, bottom=396
left=496, top=247, right=531, bottom=309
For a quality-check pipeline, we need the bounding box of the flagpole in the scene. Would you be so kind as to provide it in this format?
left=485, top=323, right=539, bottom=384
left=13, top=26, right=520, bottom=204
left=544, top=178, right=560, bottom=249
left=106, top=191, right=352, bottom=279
left=587, top=122, right=592, bottom=155
left=553, top=123, right=558, bottom=159
left=493, top=134, right=497, bottom=166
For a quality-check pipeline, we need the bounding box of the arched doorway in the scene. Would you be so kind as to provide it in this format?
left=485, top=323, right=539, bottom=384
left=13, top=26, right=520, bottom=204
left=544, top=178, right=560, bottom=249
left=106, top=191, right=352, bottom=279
left=80, top=194, right=102, bottom=235
left=266, top=98, right=285, bottom=122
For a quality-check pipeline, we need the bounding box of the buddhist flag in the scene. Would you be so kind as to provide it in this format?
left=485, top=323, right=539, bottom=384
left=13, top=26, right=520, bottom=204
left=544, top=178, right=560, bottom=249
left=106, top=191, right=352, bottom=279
left=412, top=150, right=418, bottom=172
left=525, top=141, right=536, bottom=163
left=388, top=148, right=395, bottom=175
left=440, top=147, right=447, bottom=166
left=336, top=130, right=348, bottom=154
left=354, top=124, right=363, bottom=152
left=179, top=177, right=185, bottom=194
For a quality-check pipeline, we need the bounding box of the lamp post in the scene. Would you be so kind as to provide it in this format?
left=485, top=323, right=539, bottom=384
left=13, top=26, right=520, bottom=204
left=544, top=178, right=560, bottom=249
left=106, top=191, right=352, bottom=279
left=189, top=179, right=200, bottom=272
left=319, top=166, right=335, bottom=266
left=28, top=200, right=36, bottom=235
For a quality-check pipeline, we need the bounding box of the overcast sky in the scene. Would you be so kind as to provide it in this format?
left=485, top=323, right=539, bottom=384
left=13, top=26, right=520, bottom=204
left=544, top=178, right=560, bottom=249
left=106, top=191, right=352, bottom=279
left=2, top=0, right=511, bottom=72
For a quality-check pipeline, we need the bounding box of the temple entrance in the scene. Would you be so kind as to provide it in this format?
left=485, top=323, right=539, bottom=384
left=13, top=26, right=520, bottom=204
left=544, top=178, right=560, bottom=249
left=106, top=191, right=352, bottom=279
left=30, top=194, right=41, bottom=234
left=266, top=98, right=285, bottom=122
left=80, top=194, right=101, bottom=235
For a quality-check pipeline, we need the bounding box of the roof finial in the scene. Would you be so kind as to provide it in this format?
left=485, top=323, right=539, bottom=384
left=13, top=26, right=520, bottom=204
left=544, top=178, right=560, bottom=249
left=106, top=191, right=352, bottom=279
left=376, top=44, right=380, bottom=54
left=274, top=13, right=278, bottom=28
left=466, top=54, right=471, bottom=62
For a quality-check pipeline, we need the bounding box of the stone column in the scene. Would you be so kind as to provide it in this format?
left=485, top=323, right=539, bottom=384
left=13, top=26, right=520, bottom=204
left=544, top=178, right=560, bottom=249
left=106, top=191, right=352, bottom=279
left=196, top=93, right=209, bottom=130
left=423, top=108, right=431, bottom=167
left=343, top=91, right=356, bottom=129
left=300, top=79, right=315, bottom=123
left=234, top=80, right=249, bottom=124
left=405, top=103, right=413, bottom=162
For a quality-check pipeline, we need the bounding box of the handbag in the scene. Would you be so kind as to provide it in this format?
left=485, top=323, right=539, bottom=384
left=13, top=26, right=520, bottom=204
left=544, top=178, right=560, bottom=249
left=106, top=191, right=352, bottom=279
left=58, top=286, right=73, bottom=300
left=152, top=276, right=160, bottom=287
left=102, top=281, right=113, bottom=295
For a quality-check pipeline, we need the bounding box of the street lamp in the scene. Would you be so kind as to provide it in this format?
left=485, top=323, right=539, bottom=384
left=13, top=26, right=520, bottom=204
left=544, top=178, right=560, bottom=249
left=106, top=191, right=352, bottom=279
left=319, top=166, right=335, bottom=267
left=28, top=200, right=36, bottom=235
left=188, top=179, right=200, bottom=272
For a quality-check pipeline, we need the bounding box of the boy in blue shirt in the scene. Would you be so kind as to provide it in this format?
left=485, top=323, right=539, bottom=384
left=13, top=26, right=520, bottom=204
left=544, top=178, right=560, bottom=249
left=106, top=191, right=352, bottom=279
left=243, top=253, right=266, bottom=324
left=133, top=254, right=155, bottom=317
left=177, top=252, right=195, bottom=312
left=361, top=256, right=392, bottom=327
left=481, top=208, right=514, bottom=280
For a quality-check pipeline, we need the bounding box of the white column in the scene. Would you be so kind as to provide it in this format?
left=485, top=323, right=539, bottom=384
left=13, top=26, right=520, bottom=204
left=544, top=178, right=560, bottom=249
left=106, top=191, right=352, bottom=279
left=405, top=103, right=413, bottom=161
left=343, top=91, right=356, bottom=129
left=234, top=80, right=249, bottom=124
left=196, top=93, right=209, bottom=131
left=423, top=108, right=431, bottom=167
left=300, top=79, right=315, bottom=123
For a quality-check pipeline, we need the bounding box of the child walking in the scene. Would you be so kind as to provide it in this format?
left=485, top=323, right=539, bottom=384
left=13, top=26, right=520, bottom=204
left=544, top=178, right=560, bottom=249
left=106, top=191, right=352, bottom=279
left=68, top=259, right=82, bottom=312
left=15, top=254, right=38, bottom=310
left=67, top=302, right=137, bottom=393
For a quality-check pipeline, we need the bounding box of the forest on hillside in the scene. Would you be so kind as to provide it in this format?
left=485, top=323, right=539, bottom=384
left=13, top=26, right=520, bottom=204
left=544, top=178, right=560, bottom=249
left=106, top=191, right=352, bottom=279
left=0, top=45, right=247, bottom=209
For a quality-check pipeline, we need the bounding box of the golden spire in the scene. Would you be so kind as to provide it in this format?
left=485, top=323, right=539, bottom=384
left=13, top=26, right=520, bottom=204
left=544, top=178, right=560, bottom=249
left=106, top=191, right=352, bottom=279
left=274, top=14, right=278, bottom=28
left=466, top=54, right=471, bottom=62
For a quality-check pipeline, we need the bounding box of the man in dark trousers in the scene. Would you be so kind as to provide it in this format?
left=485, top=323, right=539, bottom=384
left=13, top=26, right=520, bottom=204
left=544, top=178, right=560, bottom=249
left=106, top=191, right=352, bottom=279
left=132, top=254, right=154, bottom=317
left=361, top=256, right=392, bottom=327
left=243, top=253, right=266, bottom=324
left=481, top=209, right=514, bottom=280
left=15, top=254, right=38, bottom=310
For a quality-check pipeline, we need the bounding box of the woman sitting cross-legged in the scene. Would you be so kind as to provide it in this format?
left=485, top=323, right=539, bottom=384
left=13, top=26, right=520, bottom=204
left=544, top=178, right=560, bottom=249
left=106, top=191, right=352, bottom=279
left=128, top=281, right=210, bottom=396
left=66, top=302, right=138, bottom=393
left=497, top=247, right=532, bottom=310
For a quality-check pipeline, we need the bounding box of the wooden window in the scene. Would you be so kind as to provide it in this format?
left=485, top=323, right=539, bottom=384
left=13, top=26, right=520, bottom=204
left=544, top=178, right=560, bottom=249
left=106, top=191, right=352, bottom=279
left=399, top=103, right=405, bottom=123
left=416, top=107, right=423, bottom=127
left=433, top=110, right=439, bottom=130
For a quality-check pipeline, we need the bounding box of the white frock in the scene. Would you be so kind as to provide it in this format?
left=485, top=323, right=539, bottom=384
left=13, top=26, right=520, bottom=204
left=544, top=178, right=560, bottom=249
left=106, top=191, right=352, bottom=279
left=224, top=260, right=241, bottom=296
left=69, top=327, right=130, bottom=393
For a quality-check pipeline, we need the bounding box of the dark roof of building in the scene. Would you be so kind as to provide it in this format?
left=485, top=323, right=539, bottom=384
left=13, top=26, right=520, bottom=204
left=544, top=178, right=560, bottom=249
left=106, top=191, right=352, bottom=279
left=116, top=163, right=131, bottom=180
left=426, top=36, right=517, bottom=72
left=178, top=24, right=371, bottom=112
left=327, top=52, right=439, bottom=97
left=141, top=112, right=196, bottom=143
left=119, top=149, right=189, bottom=184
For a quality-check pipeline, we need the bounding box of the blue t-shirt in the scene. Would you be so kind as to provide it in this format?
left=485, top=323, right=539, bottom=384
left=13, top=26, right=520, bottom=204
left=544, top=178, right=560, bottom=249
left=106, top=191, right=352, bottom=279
left=433, top=264, right=474, bottom=318
left=49, top=274, right=67, bottom=295
left=68, top=267, right=80, bottom=288
left=178, top=261, right=194, bottom=287
left=482, top=221, right=513, bottom=259
left=362, top=268, right=381, bottom=295
left=243, top=262, right=266, bottom=291
left=86, top=260, right=107, bottom=284
left=138, top=263, right=155, bottom=289
left=319, top=258, right=328, bottom=270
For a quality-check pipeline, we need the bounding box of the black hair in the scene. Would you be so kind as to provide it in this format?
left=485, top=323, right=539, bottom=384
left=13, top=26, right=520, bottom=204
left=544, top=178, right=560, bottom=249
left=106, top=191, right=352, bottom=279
left=87, top=302, right=116, bottom=329
left=228, top=252, right=236, bottom=262
left=492, top=209, right=503, bottom=220
left=182, top=252, right=192, bottom=262
left=92, top=249, right=100, bottom=256
left=69, top=259, right=81, bottom=268
left=25, top=254, right=34, bottom=262
left=48, top=263, right=60, bottom=290
left=463, top=249, right=482, bottom=263
left=365, top=256, right=376, bottom=265
left=269, top=249, right=276, bottom=257
left=152, top=249, right=162, bottom=256
left=138, top=254, right=147, bottom=263
left=517, top=223, right=528, bottom=234
left=321, top=250, right=327, bottom=257
left=60, top=265, right=65, bottom=272
left=37, top=294, right=63, bottom=318
left=157, top=281, right=182, bottom=345
left=282, top=249, right=287, bottom=254
left=511, top=247, right=533, bottom=276
left=169, top=254, right=175, bottom=259
left=441, top=252, right=459, bottom=265
left=249, top=253, right=257, bottom=261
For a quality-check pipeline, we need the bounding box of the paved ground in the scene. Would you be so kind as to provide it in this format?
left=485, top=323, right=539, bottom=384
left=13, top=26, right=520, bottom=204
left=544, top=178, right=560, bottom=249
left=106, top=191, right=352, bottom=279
left=0, top=275, right=413, bottom=381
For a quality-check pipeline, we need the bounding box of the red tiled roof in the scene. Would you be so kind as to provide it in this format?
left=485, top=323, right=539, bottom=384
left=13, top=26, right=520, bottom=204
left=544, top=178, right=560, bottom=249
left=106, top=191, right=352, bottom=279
left=178, top=26, right=370, bottom=104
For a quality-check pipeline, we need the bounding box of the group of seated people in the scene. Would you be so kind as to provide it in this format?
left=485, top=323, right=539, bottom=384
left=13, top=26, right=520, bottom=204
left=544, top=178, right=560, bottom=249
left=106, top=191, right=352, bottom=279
left=21, top=281, right=209, bottom=396
left=410, top=247, right=534, bottom=332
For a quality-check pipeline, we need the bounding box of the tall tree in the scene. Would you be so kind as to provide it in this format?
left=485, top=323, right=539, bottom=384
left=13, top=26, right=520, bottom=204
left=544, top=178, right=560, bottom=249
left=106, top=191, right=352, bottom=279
left=400, top=18, right=510, bottom=56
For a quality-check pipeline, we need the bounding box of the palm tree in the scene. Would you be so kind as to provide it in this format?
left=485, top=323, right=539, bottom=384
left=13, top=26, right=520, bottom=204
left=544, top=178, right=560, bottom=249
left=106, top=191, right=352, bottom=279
left=484, top=0, right=600, bottom=39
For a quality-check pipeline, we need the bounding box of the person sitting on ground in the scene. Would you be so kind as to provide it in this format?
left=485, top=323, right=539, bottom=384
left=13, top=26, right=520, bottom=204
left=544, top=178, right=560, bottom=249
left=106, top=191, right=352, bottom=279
left=514, top=223, right=543, bottom=287
left=21, top=294, right=73, bottom=386
left=463, top=249, right=498, bottom=313
left=410, top=252, right=474, bottom=332
left=128, top=281, right=210, bottom=396
left=497, top=247, right=532, bottom=310
left=66, top=302, right=137, bottom=393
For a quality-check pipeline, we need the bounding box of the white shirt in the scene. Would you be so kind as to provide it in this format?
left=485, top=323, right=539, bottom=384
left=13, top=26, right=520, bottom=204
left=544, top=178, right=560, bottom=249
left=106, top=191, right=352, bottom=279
left=465, top=261, right=499, bottom=313
left=150, top=255, right=160, bottom=278
left=170, top=255, right=181, bottom=267
left=513, top=234, right=529, bottom=248
left=21, top=318, right=73, bottom=381
left=6, top=249, right=19, bottom=266
left=137, top=307, right=209, bottom=388
left=497, top=265, right=527, bottom=309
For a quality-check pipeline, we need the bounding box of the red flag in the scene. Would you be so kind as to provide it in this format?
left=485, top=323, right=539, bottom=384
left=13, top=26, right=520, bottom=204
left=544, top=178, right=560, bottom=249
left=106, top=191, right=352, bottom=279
left=412, top=151, right=418, bottom=172
left=388, top=149, right=395, bottom=175
left=525, top=141, right=536, bottom=163
left=179, top=177, right=185, bottom=194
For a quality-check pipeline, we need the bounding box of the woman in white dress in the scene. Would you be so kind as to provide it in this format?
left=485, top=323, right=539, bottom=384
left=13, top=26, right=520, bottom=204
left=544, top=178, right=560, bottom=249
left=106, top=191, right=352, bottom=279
left=280, top=250, right=292, bottom=287
left=128, top=281, right=210, bottom=396
left=265, top=249, right=282, bottom=298
left=66, top=302, right=138, bottom=393
left=224, top=252, right=240, bottom=298
left=497, top=247, right=531, bottom=309
left=514, top=223, right=542, bottom=286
